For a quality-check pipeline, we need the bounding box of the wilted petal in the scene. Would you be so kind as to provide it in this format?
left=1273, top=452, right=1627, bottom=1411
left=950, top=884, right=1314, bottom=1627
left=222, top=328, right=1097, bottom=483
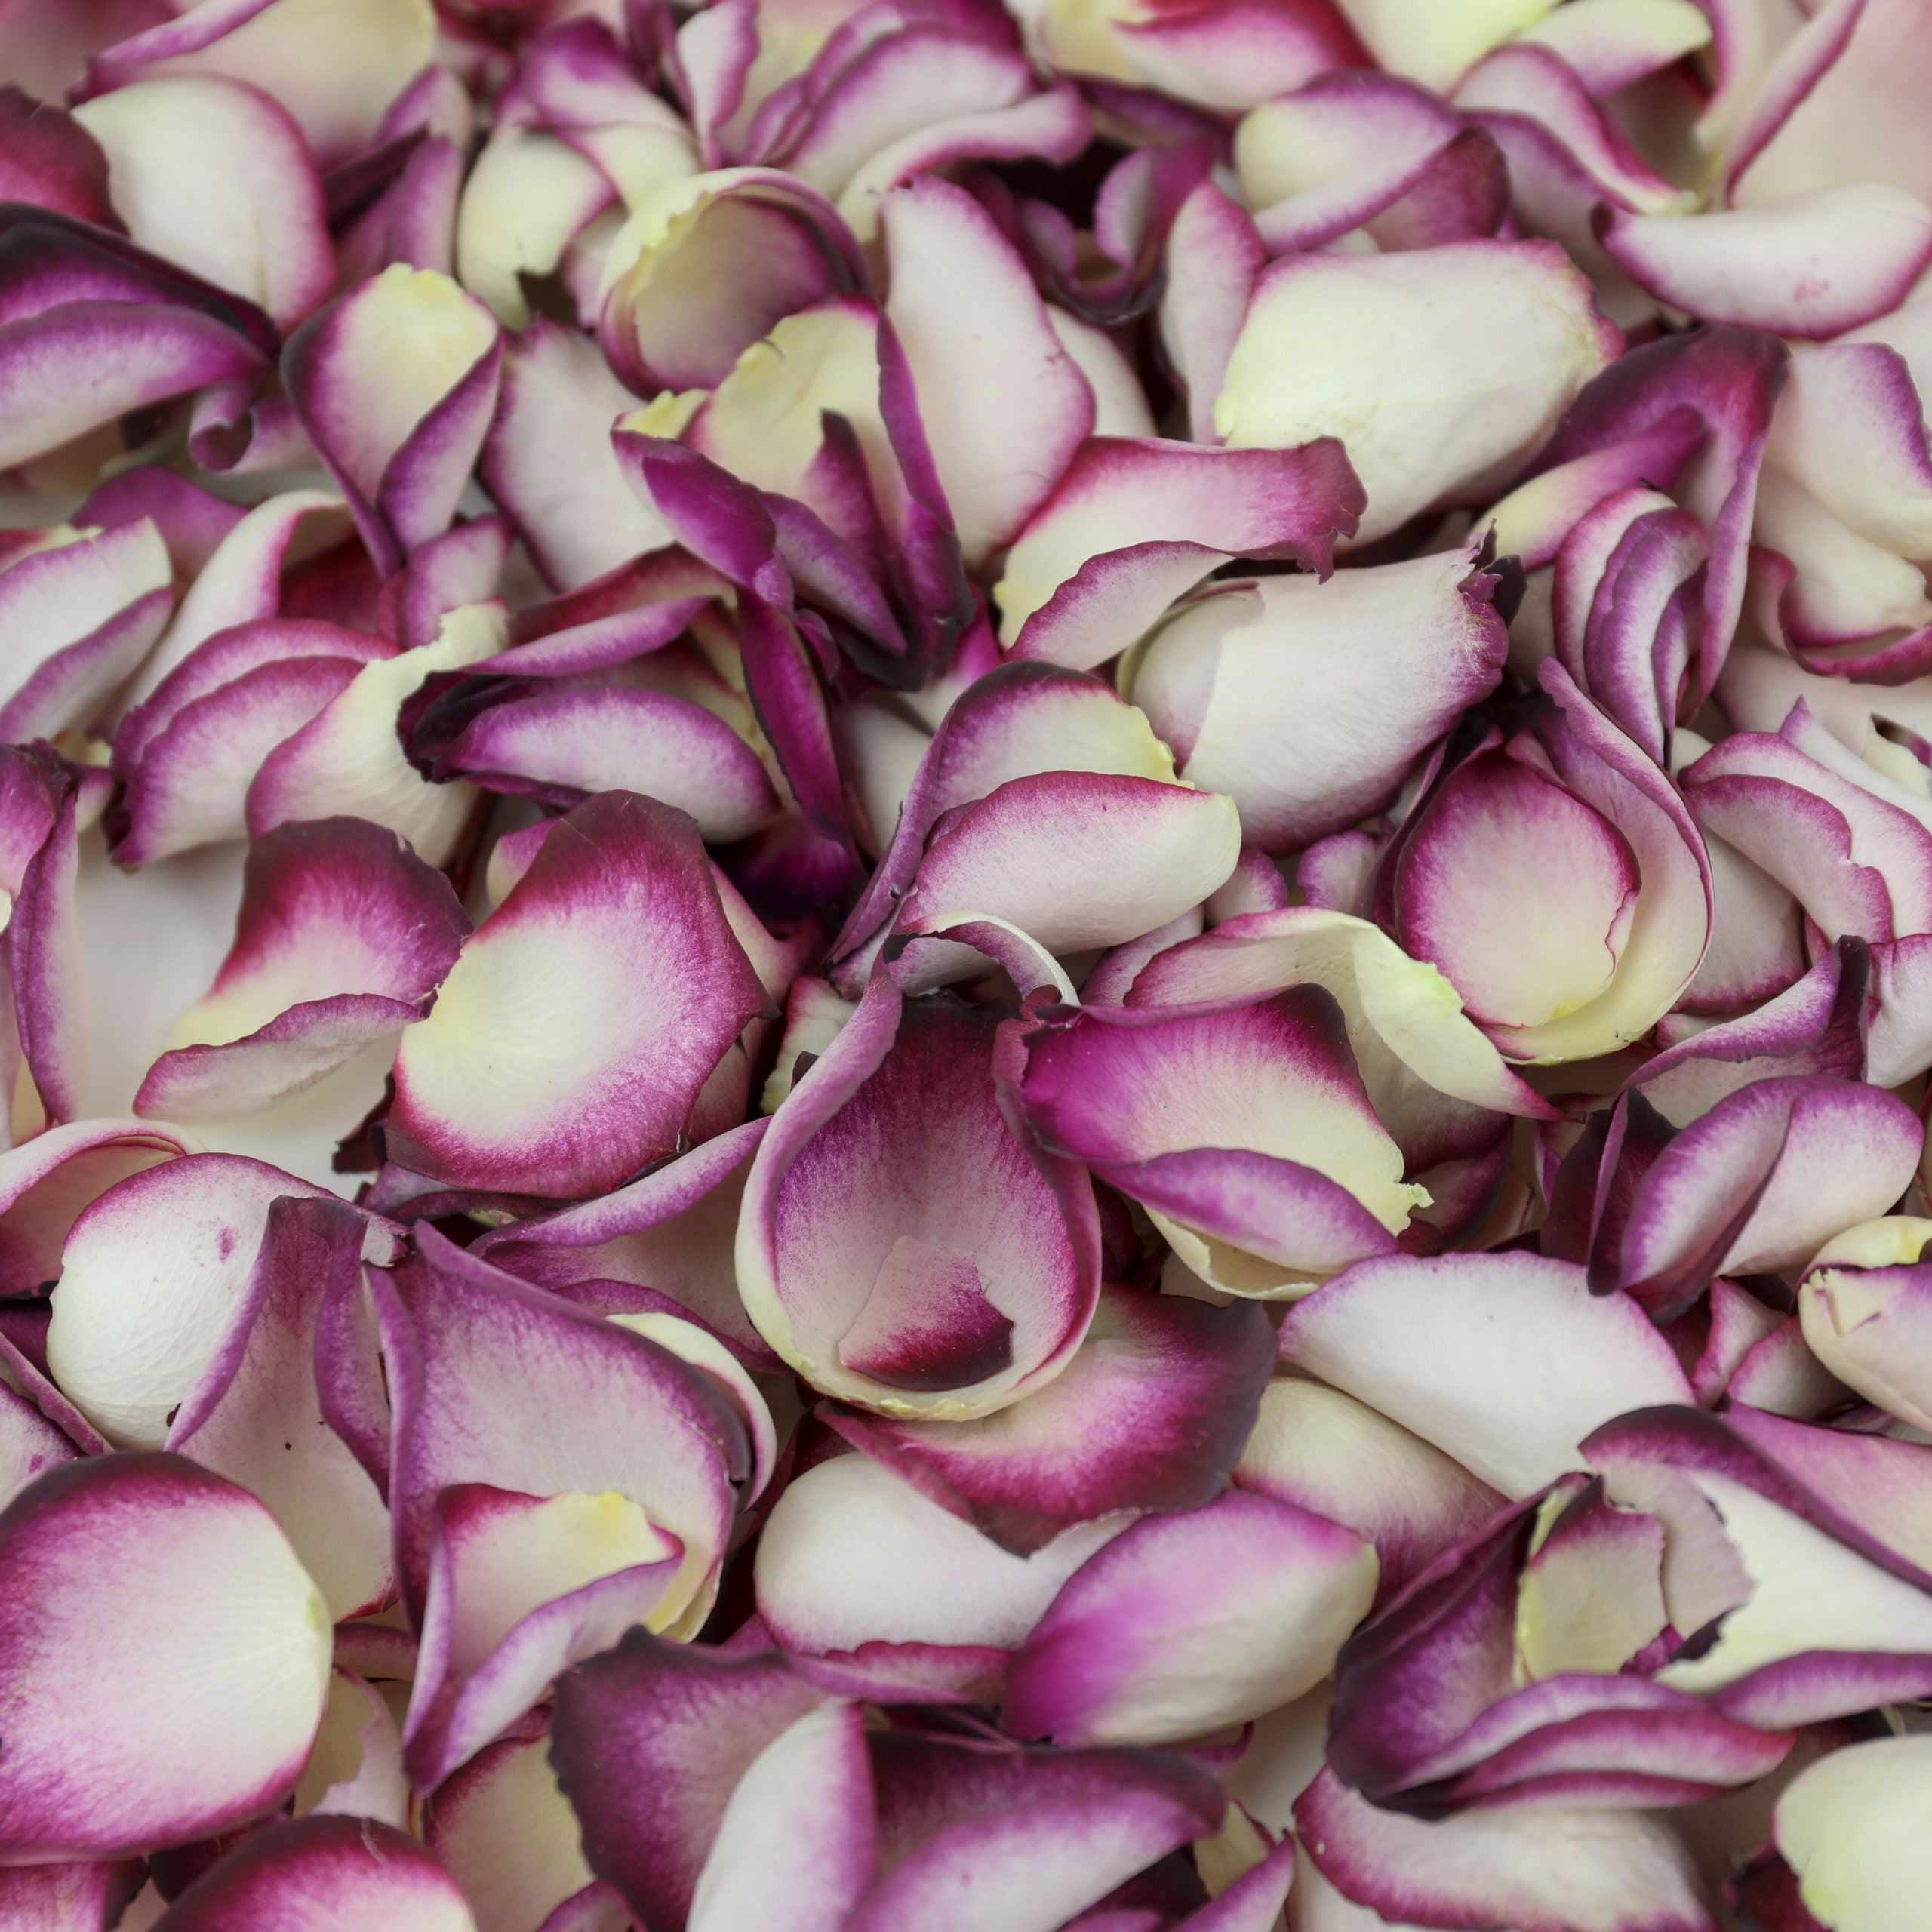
left=823, top=1282, right=1273, bottom=1555
left=44, top=1151, right=381, bottom=1448
left=1125, top=541, right=1509, bottom=853
left=149, top=1815, right=475, bottom=1931
left=1599, top=186, right=1932, bottom=339
left=1215, top=240, right=1617, bottom=546
left=1004, top=1491, right=1376, bottom=1746
left=995, top=436, right=1364, bottom=671
left=737, top=978, right=1099, bottom=1415
left=136, top=817, right=469, bottom=1121
left=1021, top=989, right=1426, bottom=1296
left=285, top=264, right=504, bottom=577
left=0, top=1454, right=330, bottom=1863
left=388, top=791, right=768, bottom=1197
left=72, top=76, right=331, bottom=331
left=1276, top=1251, right=1694, bottom=1497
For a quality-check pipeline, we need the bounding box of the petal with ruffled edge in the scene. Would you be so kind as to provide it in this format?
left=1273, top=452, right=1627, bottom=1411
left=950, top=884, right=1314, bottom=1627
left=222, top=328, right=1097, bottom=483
left=1004, top=1490, right=1377, bottom=1747
left=387, top=790, right=769, bottom=1198
left=1276, top=1251, right=1694, bottom=1498
left=0, top=1454, right=330, bottom=1863
left=995, top=436, right=1364, bottom=671
left=136, top=817, right=469, bottom=1121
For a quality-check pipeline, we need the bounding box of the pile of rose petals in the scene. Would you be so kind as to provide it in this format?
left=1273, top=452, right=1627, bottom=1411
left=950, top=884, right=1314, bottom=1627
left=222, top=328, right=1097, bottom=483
left=7, top=1, right=1932, bottom=1929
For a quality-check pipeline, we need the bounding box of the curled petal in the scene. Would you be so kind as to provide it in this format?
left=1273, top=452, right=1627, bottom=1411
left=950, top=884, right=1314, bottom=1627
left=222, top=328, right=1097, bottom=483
left=995, top=435, right=1364, bottom=671
left=136, top=817, right=469, bottom=1121
left=1276, top=1251, right=1694, bottom=1497
left=388, top=791, right=770, bottom=1198
left=0, top=1454, right=330, bottom=1863
left=1003, top=1491, right=1377, bottom=1746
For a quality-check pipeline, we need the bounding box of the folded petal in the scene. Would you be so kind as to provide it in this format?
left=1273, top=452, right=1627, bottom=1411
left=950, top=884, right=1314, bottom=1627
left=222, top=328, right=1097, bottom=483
left=1276, top=1251, right=1694, bottom=1497
left=995, top=436, right=1364, bottom=671
left=388, top=790, right=768, bottom=1198
left=285, top=264, right=504, bottom=576
left=136, top=817, right=469, bottom=1121
left=737, top=978, right=1100, bottom=1415
left=1004, top=1491, right=1377, bottom=1746
left=823, top=1282, right=1274, bottom=1555
left=1215, top=240, right=1618, bottom=546
left=1799, top=1220, right=1932, bottom=1432
left=0, top=1454, right=330, bottom=1863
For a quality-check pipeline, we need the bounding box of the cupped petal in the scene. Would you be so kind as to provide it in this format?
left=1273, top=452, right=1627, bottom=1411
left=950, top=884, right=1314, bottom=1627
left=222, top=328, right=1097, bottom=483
left=0, top=1454, right=331, bottom=1863
left=1124, top=543, right=1508, bottom=854
left=1214, top=239, right=1618, bottom=546
left=1004, top=1490, right=1377, bottom=1746
left=285, top=264, right=504, bottom=577
left=737, top=979, right=1100, bottom=1416
left=136, top=816, right=469, bottom=1121
left=1276, top=1251, right=1694, bottom=1498
left=823, top=1282, right=1274, bottom=1555
left=1598, top=186, right=1932, bottom=340
left=44, top=1151, right=375, bottom=1449
left=995, top=435, right=1364, bottom=671
left=387, top=790, right=770, bottom=1198
left=150, top=1815, right=475, bottom=1932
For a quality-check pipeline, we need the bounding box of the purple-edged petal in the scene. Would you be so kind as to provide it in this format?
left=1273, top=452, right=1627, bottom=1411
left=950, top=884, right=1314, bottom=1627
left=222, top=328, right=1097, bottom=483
left=149, top=1815, right=474, bottom=1932
left=285, top=264, right=504, bottom=577
left=737, top=977, right=1099, bottom=1415
left=1215, top=239, right=1618, bottom=546
left=1125, top=541, right=1508, bottom=854
left=439, top=685, right=781, bottom=843
left=995, top=436, right=1364, bottom=671
left=1158, top=180, right=1266, bottom=445
left=1235, top=1377, right=1505, bottom=1607
left=387, top=790, right=769, bottom=1198
left=72, top=75, right=331, bottom=331
left=373, top=1227, right=746, bottom=1640
left=1275, top=1251, right=1694, bottom=1497
left=755, top=1449, right=1125, bottom=1656
left=881, top=175, right=1093, bottom=568
left=166, top=1195, right=391, bottom=1621
left=1294, top=1767, right=1715, bottom=1932
left=136, top=816, right=469, bottom=1121
left=1798, top=1217, right=1932, bottom=1433
left=823, top=1281, right=1274, bottom=1555
left=1598, top=187, right=1932, bottom=340
left=0, top=1454, right=329, bottom=1863
left=1022, top=989, right=1424, bottom=1296
left=44, top=1151, right=380, bottom=1448
left=1004, top=1490, right=1376, bottom=1747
